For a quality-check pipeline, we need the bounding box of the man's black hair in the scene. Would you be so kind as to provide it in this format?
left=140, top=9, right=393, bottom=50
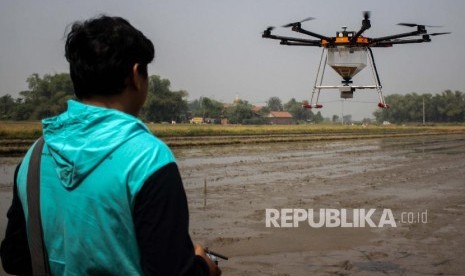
left=65, top=15, right=155, bottom=99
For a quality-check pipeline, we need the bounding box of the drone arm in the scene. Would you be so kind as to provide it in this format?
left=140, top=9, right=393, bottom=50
left=263, top=32, right=321, bottom=45
left=351, top=19, right=371, bottom=43
left=369, top=29, right=426, bottom=44
left=280, top=41, right=322, bottom=46
left=371, top=35, right=431, bottom=47
left=292, top=25, right=333, bottom=43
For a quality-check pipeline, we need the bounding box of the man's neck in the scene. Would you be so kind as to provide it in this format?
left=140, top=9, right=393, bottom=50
left=81, top=93, right=137, bottom=117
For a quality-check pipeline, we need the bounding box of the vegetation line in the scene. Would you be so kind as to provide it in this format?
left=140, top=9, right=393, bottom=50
left=2, top=73, right=465, bottom=125
left=1, top=123, right=465, bottom=156
left=163, top=131, right=463, bottom=147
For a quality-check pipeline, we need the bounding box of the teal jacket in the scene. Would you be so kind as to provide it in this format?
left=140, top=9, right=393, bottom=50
left=8, top=100, right=199, bottom=275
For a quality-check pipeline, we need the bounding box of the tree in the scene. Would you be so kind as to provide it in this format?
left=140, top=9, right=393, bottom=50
left=267, top=96, right=283, bottom=111
left=224, top=100, right=253, bottom=124
left=343, top=114, right=352, bottom=124
left=5, top=73, right=75, bottom=120
left=313, top=111, right=324, bottom=123
left=284, top=98, right=313, bottom=123
left=332, top=114, right=339, bottom=123
left=141, top=75, right=189, bottom=122
left=373, top=90, right=465, bottom=123
left=0, top=94, right=15, bottom=119
left=196, top=97, right=224, bottom=119
left=1, top=73, right=198, bottom=122
left=438, top=90, right=465, bottom=122
left=258, top=106, right=270, bottom=117
left=362, top=118, right=372, bottom=124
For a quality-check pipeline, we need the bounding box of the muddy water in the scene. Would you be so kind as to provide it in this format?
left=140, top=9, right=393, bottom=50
left=1, top=134, right=460, bottom=187
left=175, top=134, right=465, bottom=275
left=174, top=135, right=464, bottom=191
left=0, top=158, right=20, bottom=188
left=1, top=134, right=465, bottom=275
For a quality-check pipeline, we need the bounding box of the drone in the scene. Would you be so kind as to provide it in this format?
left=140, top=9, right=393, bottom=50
left=262, top=12, right=450, bottom=109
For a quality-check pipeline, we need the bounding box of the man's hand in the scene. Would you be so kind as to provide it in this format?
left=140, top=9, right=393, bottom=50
left=194, top=244, right=221, bottom=276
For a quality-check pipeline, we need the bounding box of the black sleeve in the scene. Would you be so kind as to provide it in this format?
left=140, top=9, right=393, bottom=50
left=133, top=162, right=209, bottom=276
left=0, top=162, right=33, bottom=275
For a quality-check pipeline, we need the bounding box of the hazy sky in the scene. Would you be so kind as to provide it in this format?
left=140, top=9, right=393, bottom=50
left=1, top=0, right=464, bottom=119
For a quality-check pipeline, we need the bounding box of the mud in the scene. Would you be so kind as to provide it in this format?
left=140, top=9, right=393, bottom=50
left=1, top=135, right=465, bottom=275
left=177, top=134, right=465, bottom=275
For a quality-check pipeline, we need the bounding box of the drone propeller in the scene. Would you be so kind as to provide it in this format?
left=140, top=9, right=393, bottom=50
left=398, top=23, right=443, bottom=28
left=350, top=11, right=371, bottom=43
left=282, top=17, right=315, bottom=28
left=262, top=26, right=275, bottom=36
left=265, top=26, right=275, bottom=32
left=429, top=32, right=451, bottom=36
left=363, top=11, right=371, bottom=20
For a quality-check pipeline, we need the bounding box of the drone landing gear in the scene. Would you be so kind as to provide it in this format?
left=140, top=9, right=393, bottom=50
left=302, top=103, right=323, bottom=109
left=378, top=102, right=390, bottom=108
left=304, top=47, right=390, bottom=109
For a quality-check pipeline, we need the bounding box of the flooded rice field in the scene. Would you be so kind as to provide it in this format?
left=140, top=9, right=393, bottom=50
left=1, top=134, right=465, bottom=275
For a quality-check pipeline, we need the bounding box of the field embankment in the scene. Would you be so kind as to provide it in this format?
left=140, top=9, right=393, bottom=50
left=1, top=121, right=465, bottom=156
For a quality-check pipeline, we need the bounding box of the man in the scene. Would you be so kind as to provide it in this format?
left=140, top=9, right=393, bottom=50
left=1, top=15, right=220, bottom=275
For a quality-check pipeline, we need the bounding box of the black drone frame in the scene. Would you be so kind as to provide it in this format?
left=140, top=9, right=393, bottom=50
left=262, top=12, right=450, bottom=108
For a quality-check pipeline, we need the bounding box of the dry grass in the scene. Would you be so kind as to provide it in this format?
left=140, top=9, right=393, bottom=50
left=1, top=121, right=465, bottom=156
left=0, top=121, right=43, bottom=139
left=148, top=123, right=465, bottom=137
left=2, top=121, right=465, bottom=140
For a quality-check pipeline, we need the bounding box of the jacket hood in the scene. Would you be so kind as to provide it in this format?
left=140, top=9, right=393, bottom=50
left=42, top=100, right=150, bottom=189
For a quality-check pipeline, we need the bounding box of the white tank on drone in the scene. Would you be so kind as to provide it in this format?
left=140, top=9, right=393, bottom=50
left=327, top=46, right=368, bottom=98
left=327, top=46, right=367, bottom=81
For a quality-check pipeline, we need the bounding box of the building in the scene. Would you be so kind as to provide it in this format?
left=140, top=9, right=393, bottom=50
left=266, top=111, right=293, bottom=125
left=190, top=117, right=204, bottom=124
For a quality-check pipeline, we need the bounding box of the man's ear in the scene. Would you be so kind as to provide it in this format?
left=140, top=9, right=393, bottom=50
left=131, top=63, right=144, bottom=91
